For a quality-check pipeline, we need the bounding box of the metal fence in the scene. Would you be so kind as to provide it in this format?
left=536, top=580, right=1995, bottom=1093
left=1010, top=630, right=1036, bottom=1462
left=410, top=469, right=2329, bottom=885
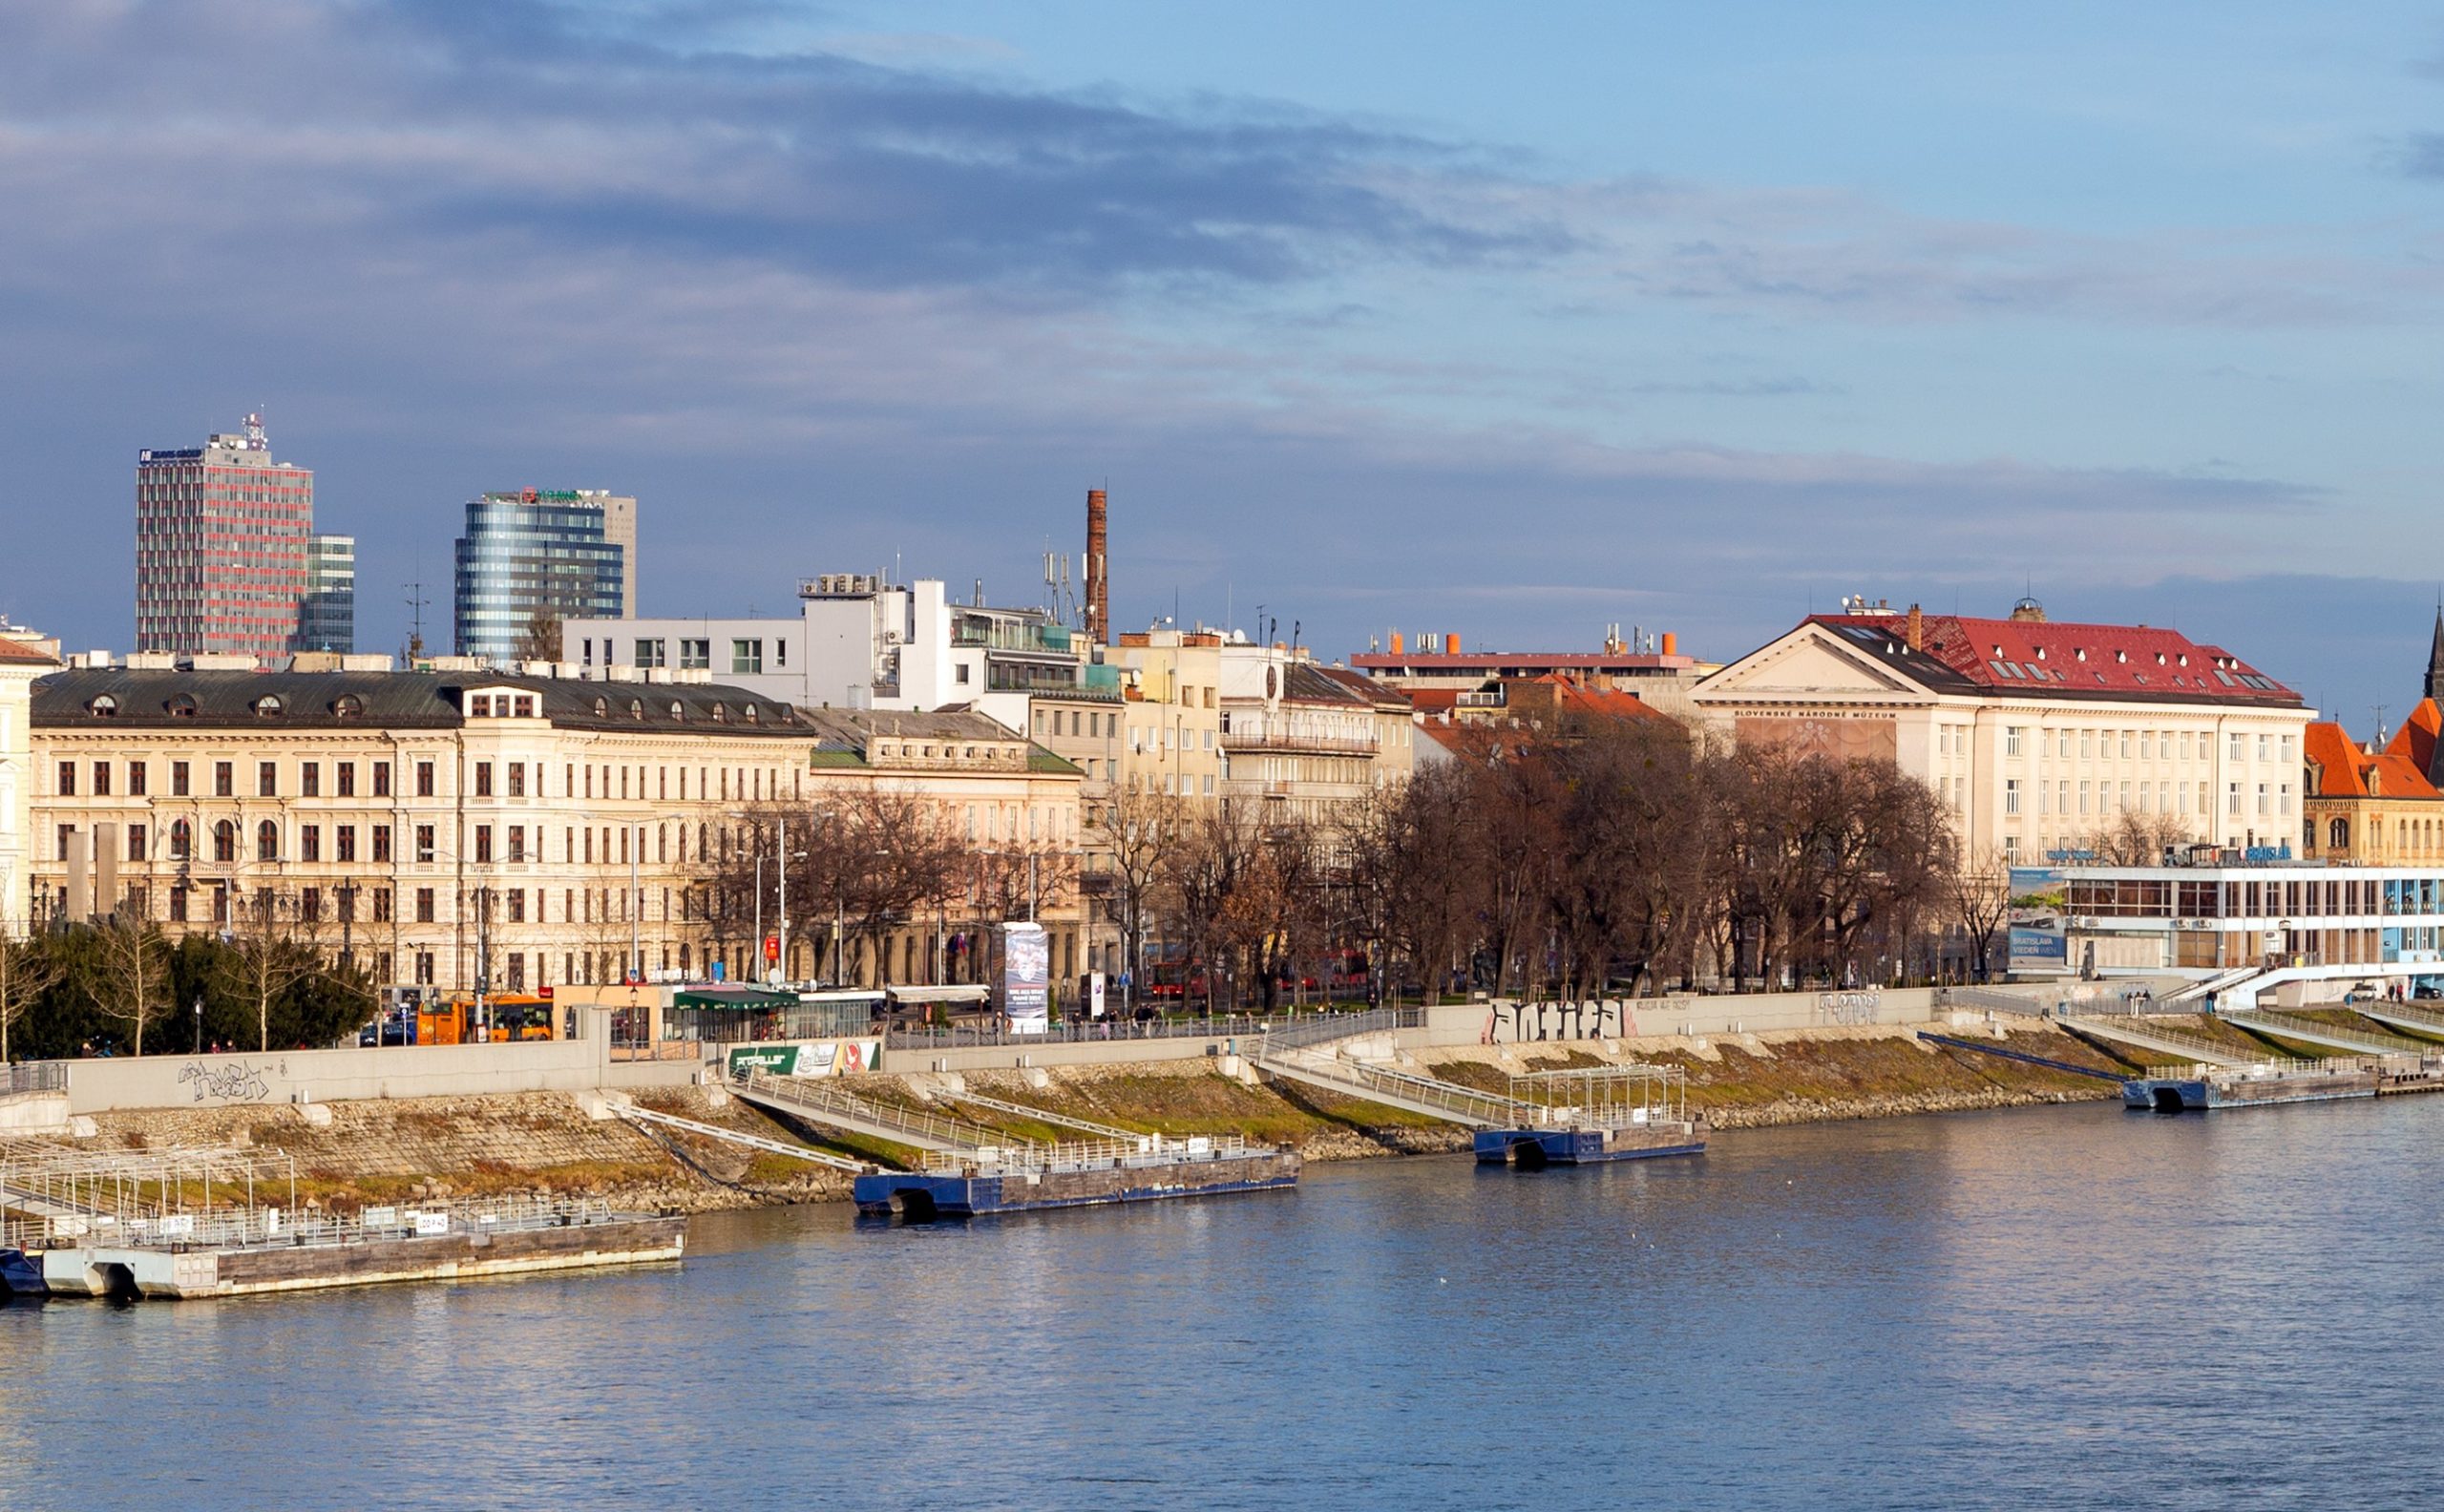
left=884, top=1008, right=1415, bottom=1052
left=2, top=1062, right=68, bottom=1097
left=33, top=1194, right=638, bottom=1253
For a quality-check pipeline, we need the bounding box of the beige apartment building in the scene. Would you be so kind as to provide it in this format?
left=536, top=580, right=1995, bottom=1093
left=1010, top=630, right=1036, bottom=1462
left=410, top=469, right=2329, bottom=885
left=0, top=626, right=61, bottom=930
left=1693, top=600, right=2314, bottom=863
left=30, top=666, right=1085, bottom=996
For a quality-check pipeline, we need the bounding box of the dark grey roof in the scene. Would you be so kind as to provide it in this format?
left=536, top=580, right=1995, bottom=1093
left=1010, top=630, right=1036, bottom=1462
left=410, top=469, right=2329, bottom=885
left=32, top=668, right=807, bottom=736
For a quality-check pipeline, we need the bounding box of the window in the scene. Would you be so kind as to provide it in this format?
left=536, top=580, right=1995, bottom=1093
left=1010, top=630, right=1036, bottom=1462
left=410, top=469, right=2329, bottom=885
left=337, top=825, right=356, bottom=863
left=680, top=639, right=709, bottom=670
left=170, top=819, right=192, bottom=861
left=214, top=821, right=236, bottom=863
left=414, top=951, right=434, bottom=986
left=373, top=826, right=391, bottom=863
left=302, top=762, right=320, bottom=797
left=258, top=762, right=277, bottom=798
left=2119, top=731, right=2132, bottom=760
left=732, top=638, right=763, bottom=675
left=172, top=761, right=190, bottom=797
left=416, top=761, right=434, bottom=797
left=955, top=663, right=971, bottom=685
left=415, top=887, right=435, bottom=924
left=302, top=825, right=321, bottom=863
left=415, top=825, right=435, bottom=864
left=373, top=888, right=393, bottom=923
left=636, top=639, right=665, bottom=669
left=55, top=762, right=73, bottom=796
left=508, top=890, right=526, bottom=923
left=258, top=820, right=280, bottom=861
left=2229, top=733, right=2244, bottom=763
left=92, top=762, right=111, bottom=796
left=475, top=762, right=494, bottom=797
left=475, top=826, right=494, bottom=864
left=774, top=639, right=787, bottom=667
left=508, top=827, right=526, bottom=863
left=170, top=886, right=189, bottom=923
left=2004, top=726, right=2024, bottom=758
left=2005, top=778, right=2021, bottom=815
left=334, top=762, right=354, bottom=797
left=373, top=763, right=390, bottom=798
left=2257, top=734, right=2270, bottom=764
left=2256, top=783, right=2269, bottom=816
left=127, top=825, right=146, bottom=862
left=2078, top=781, right=2091, bottom=814
left=508, top=764, right=525, bottom=798
left=2331, top=817, right=2351, bottom=850
left=2227, top=783, right=2243, bottom=817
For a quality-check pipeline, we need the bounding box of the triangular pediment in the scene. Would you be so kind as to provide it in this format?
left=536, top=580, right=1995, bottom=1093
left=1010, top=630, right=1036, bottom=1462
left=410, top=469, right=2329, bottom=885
left=1695, top=626, right=1936, bottom=703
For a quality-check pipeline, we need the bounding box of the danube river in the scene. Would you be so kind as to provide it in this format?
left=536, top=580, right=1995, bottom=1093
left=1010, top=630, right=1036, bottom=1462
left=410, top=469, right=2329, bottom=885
left=8, top=1097, right=2443, bottom=1509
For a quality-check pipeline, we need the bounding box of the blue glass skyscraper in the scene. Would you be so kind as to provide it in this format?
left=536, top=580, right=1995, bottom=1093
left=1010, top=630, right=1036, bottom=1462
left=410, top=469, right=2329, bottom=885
left=452, top=490, right=635, bottom=660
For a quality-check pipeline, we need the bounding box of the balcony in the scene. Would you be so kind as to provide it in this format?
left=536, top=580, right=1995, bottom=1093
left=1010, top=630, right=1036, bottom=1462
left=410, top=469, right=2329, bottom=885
left=1218, top=726, right=1380, bottom=755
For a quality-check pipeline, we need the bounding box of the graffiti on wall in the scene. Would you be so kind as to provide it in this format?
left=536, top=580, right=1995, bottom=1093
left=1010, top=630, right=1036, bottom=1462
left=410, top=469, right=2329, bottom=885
left=178, top=1060, right=281, bottom=1103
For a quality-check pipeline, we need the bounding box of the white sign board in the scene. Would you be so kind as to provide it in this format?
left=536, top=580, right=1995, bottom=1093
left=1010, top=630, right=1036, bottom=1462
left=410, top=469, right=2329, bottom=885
left=411, top=1211, right=450, bottom=1236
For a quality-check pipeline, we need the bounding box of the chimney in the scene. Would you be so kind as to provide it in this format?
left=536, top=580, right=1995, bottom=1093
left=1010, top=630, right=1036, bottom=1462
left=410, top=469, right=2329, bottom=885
left=1448, top=631, right=1462, bottom=656
left=1906, top=603, right=1924, bottom=652
left=1660, top=631, right=1676, bottom=657
left=1389, top=630, right=1403, bottom=656
left=1084, top=489, right=1109, bottom=645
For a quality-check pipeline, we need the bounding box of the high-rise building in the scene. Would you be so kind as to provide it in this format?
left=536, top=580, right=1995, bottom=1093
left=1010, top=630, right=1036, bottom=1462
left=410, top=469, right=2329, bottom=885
left=453, top=490, right=634, bottom=662
left=134, top=413, right=315, bottom=657
left=296, top=535, right=357, bottom=654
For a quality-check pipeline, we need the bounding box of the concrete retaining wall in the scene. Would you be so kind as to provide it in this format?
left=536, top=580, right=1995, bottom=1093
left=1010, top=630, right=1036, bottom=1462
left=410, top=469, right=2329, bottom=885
left=881, top=1034, right=1237, bottom=1075
left=1422, top=988, right=1944, bottom=1047
left=41, top=1040, right=703, bottom=1116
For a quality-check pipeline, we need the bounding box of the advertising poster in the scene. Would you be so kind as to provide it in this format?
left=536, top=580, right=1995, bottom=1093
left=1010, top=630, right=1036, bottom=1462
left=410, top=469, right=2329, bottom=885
left=1002, top=922, right=1050, bottom=1034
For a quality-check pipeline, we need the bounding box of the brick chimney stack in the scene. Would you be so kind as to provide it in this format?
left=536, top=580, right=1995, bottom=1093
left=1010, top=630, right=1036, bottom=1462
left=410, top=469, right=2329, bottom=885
left=1906, top=603, right=1924, bottom=651
left=1085, top=489, right=1109, bottom=645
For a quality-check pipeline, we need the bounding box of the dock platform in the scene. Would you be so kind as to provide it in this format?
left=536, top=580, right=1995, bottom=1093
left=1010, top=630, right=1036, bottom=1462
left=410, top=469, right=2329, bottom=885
left=853, top=1142, right=1299, bottom=1219
left=1472, top=1063, right=1707, bottom=1169
left=2125, top=1053, right=2444, bottom=1112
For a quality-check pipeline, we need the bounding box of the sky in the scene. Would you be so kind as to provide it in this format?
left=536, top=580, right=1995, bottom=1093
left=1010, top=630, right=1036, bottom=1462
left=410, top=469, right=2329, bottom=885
left=8, top=0, right=2444, bottom=731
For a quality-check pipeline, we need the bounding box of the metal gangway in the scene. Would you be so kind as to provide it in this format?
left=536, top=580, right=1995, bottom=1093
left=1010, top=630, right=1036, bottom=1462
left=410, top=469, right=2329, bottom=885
left=729, top=1070, right=1032, bottom=1156
left=942, top=1091, right=1149, bottom=1143
left=1250, top=1009, right=1530, bottom=1128
left=2216, top=1008, right=2429, bottom=1059
left=612, top=1098, right=874, bottom=1174
left=2159, top=964, right=2266, bottom=1008
left=2347, top=999, right=2444, bottom=1043
left=2055, top=1013, right=2264, bottom=1069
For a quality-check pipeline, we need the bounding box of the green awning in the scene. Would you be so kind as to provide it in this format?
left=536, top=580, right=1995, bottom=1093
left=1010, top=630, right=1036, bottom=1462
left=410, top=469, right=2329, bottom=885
left=671, top=987, right=798, bottom=1009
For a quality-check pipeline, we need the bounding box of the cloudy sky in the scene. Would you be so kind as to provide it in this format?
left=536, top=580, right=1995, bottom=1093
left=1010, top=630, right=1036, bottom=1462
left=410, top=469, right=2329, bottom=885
left=8, top=1, right=2444, bottom=728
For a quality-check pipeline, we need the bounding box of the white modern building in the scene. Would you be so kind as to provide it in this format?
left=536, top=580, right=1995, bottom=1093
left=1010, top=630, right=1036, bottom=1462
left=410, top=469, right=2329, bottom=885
left=565, top=576, right=1114, bottom=733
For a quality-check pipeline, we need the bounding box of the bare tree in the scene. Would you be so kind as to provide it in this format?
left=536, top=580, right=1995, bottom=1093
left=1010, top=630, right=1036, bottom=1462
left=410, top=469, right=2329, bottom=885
left=218, top=889, right=322, bottom=1052
left=513, top=608, right=562, bottom=664
left=1950, top=848, right=2013, bottom=983
left=2079, top=810, right=2194, bottom=867
left=1089, top=787, right=1185, bottom=1002
left=0, top=930, right=61, bottom=1065
left=86, top=914, right=173, bottom=1058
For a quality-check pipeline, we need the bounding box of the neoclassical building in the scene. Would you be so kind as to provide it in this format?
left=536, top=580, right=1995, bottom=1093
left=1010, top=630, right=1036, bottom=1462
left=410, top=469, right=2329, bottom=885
left=1693, top=599, right=2315, bottom=862
left=30, top=665, right=1085, bottom=994
left=0, top=627, right=61, bottom=930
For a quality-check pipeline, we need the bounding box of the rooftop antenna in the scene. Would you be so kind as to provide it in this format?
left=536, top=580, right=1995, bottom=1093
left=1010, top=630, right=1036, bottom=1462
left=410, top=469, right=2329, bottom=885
left=404, top=572, right=430, bottom=660
left=2372, top=704, right=2390, bottom=751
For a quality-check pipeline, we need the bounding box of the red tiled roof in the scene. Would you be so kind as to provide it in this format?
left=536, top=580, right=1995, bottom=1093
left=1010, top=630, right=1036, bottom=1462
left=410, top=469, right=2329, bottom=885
left=1808, top=614, right=2302, bottom=707
left=2385, top=698, right=2444, bottom=779
left=1547, top=679, right=1668, bottom=724
left=0, top=638, right=57, bottom=665
left=2309, top=718, right=2442, bottom=800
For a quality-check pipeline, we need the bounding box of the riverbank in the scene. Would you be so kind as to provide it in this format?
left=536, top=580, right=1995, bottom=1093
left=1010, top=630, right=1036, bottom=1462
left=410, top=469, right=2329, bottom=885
left=39, top=1018, right=2141, bottom=1212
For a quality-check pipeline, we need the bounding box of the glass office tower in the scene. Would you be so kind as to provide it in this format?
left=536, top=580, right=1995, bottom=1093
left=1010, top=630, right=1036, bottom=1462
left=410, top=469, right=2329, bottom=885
left=452, top=490, right=633, bottom=661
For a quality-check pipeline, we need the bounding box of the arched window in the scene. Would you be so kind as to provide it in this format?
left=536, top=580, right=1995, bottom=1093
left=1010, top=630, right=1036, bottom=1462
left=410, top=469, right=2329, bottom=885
left=333, top=694, right=363, bottom=719
left=709, top=702, right=727, bottom=724
left=213, top=820, right=236, bottom=863
left=170, top=818, right=192, bottom=860
left=628, top=699, right=644, bottom=720
left=593, top=696, right=609, bottom=718
left=169, top=694, right=197, bottom=719
left=254, top=694, right=284, bottom=717
left=257, top=819, right=280, bottom=861
left=88, top=695, right=117, bottom=718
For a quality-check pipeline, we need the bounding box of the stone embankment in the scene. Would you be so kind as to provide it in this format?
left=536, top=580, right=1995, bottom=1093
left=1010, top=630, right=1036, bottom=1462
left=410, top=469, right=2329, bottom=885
left=52, top=1018, right=2138, bottom=1211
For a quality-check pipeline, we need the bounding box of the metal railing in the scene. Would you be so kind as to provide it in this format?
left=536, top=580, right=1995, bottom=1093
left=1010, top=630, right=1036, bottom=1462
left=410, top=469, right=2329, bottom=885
left=2218, top=1009, right=2427, bottom=1058
left=1269, top=1053, right=1530, bottom=1125
left=1254, top=1006, right=1421, bottom=1053
left=734, top=1069, right=1035, bottom=1156
left=31, top=1195, right=643, bottom=1253
left=917, top=1132, right=1253, bottom=1178
left=1, top=1063, right=68, bottom=1097
left=1936, top=985, right=2054, bottom=1016
left=886, top=1008, right=1415, bottom=1052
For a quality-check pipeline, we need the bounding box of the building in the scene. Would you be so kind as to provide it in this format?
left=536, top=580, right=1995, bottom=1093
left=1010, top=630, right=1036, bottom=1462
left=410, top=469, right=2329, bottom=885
left=1217, top=642, right=1416, bottom=820
left=566, top=575, right=1115, bottom=734
left=135, top=413, right=316, bottom=657
left=296, top=535, right=357, bottom=654
left=2301, top=613, right=2444, bottom=865
left=1691, top=598, right=2315, bottom=863
left=2058, top=858, right=2444, bottom=990
left=454, top=490, right=635, bottom=661
left=29, top=664, right=1086, bottom=995
left=1351, top=626, right=1713, bottom=723
left=0, top=623, right=61, bottom=929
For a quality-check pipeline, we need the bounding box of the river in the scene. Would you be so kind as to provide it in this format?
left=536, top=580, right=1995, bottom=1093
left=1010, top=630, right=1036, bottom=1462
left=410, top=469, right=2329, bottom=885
left=6, top=1096, right=2441, bottom=1509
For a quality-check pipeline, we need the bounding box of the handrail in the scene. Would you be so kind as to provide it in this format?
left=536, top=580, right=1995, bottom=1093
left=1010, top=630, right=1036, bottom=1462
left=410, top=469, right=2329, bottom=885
left=2218, top=1008, right=2427, bottom=1057
left=733, top=1070, right=1029, bottom=1156
left=947, top=1092, right=1147, bottom=1142
left=2059, top=1014, right=2264, bottom=1064
left=617, top=1102, right=873, bottom=1173
left=1, top=1063, right=68, bottom=1096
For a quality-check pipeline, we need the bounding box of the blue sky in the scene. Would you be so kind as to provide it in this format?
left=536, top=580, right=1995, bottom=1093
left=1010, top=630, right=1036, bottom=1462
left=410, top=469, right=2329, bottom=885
left=8, top=1, right=2444, bottom=729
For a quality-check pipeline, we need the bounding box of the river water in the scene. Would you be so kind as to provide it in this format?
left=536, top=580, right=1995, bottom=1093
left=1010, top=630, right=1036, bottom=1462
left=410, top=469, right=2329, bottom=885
left=6, top=1097, right=2442, bottom=1510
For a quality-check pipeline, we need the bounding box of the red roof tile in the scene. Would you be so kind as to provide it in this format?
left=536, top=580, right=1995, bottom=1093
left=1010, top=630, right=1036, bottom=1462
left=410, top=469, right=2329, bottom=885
left=1809, top=614, right=2301, bottom=707
left=2310, top=718, right=2442, bottom=800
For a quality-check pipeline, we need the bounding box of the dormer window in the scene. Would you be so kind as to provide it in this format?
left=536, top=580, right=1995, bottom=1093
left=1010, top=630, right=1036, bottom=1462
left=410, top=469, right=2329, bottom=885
left=593, top=696, right=610, bottom=718
left=2034, top=647, right=2047, bottom=661
left=628, top=698, right=644, bottom=720
left=469, top=694, right=491, bottom=717
left=2075, top=649, right=2087, bottom=662
left=168, top=694, right=197, bottom=719
left=2178, top=654, right=2189, bottom=666
left=2115, top=650, right=2127, bottom=663
left=709, top=702, right=727, bottom=724
left=88, top=695, right=117, bottom=718
left=332, top=694, right=363, bottom=719
left=743, top=704, right=759, bottom=724
left=669, top=701, right=685, bottom=720
left=254, top=694, right=284, bottom=717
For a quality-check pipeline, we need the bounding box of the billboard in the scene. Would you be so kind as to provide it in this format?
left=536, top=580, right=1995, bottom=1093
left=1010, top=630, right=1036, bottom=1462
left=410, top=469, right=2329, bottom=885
left=726, top=1040, right=880, bottom=1079
left=2009, top=926, right=2070, bottom=970
left=1001, top=922, right=1050, bottom=1034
